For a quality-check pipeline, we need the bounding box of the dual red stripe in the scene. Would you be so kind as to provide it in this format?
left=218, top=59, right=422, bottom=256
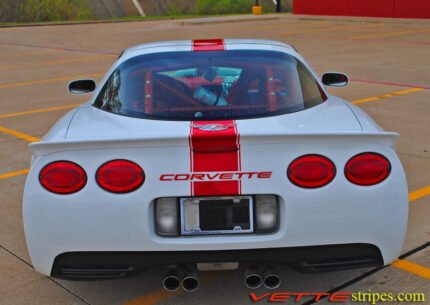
left=189, top=120, right=241, bottom=196
left=190, top=39, right=236, bottom=196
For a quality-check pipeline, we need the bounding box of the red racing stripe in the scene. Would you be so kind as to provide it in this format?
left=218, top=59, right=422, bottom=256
left=189, top=120, right=241, bottom=196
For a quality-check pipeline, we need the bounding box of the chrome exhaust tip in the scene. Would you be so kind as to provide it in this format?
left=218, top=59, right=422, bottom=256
left=162, top=269, right=182, bottom=292
left=244, top=265, right=263, bottom=289
left=182, top=276, right=199, bottom=292
left=263, top=265, right=281, bottom=289
left=182, top=267, right=199, bottom=292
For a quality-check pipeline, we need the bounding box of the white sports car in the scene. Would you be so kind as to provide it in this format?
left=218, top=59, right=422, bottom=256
left=24, top=39, right=408, bottom=290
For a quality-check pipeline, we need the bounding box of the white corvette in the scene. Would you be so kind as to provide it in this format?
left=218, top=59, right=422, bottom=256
left=23, top=39, right=408, bottom=289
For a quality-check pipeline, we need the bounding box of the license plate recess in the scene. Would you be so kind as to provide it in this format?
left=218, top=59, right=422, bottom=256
left=180, top=196, right=253, bottom=235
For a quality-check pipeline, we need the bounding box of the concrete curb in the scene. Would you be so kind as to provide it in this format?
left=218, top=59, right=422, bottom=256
left=0, top=17, right=181, bottom=28
left=180, top=15, right=280, bottom=26
left=0, top=14, right=283, bottom=29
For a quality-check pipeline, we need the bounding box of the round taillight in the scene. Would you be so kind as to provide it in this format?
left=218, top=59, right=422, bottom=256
left=39, top=161, right=87, bottom=194
left=287, top=154, right=336, bottom=188
left=96, top=160, right=144, bottom=193
left=345, top=153, right=391, bottom=186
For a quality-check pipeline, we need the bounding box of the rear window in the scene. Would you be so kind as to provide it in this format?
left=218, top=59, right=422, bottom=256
left=93, top=50, right=327, bottom=120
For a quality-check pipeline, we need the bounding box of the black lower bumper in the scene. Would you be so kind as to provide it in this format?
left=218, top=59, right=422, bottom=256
left=51, top=243, right=383, bottom=280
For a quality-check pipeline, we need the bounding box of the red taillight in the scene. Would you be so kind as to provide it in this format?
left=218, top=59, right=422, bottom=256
left=287, top=155, right=336, bottom=188
left=96, top=160, right=144, bottom=193
left=345, top=153, right=391, bottom=186
left=39, top=161, right=87, bottom=194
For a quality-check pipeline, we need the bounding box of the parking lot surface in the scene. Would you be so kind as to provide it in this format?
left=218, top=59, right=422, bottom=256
left=0, top=14, right=429, bottom=305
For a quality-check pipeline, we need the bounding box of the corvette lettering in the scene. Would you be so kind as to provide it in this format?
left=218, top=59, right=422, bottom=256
left=160, top=172, right=272, bottom=181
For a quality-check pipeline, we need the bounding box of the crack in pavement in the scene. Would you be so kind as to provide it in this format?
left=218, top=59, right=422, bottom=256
left=0, top=244, right=92, bottom=305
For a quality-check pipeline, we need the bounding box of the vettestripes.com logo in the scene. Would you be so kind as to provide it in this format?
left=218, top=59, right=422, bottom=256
left=250, top=290, right=425, bottom=303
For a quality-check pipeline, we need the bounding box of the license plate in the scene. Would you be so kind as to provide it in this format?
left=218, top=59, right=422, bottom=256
left=180, top=196, right=253, bottom=235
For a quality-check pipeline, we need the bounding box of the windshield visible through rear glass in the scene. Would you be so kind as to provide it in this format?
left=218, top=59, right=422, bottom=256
left=93, top=50, right=327, bottom=120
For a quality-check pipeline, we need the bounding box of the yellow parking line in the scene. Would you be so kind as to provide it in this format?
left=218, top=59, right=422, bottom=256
left=351, top=28, right=430, bottom=40
left=0, top=169, right=29, bottom=180
left=0, top=73, right=103, bottom=90
left=0, top=55, right=113, bottom=71
left=392, top=259, right=430, bottom=280
left=283, top=23, right=382, bottom=36
left=0, top=126, right=40, bottom=142
left=0, top=103, right=81, bottom=119
left=124, top=289, right=181, bottom=305
left=409, top=185, right=430, bottom=202
left=352, top=88, right=424, bottom=105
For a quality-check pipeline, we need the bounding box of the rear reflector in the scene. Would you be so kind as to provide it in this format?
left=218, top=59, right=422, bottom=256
left=192, top=39, right=225, bottom=52
left=255, top=195, right=278, bottom=233
left=287, top=155, right=336, bottom=188
left=39, top=161, right=87, bottom=194
left=345, top=153, right=391, bottom=186
left=96, top=160, right=144, bottom=193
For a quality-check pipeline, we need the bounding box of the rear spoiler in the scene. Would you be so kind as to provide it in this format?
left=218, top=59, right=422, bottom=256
left=29, top=132, right=399, bottom=157
left=239, top=132, right=399, bottom=146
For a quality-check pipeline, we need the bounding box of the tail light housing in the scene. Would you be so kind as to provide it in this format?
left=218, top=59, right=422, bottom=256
left=39, top=161, right=87, bottom=194
left=345, top=153, right=391, bottom=186
left=287, top=154, right=336, bottom=188
left=96, top=160, right=144, bottom=193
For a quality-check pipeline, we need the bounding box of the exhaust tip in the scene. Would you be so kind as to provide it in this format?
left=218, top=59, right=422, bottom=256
left=182, top=276, right=199, bottom=292
left=162, top=270, right=181, bottom=292
left=264, top=274, right=281, bottom=289
left=245, top=274, right=263, bottom=289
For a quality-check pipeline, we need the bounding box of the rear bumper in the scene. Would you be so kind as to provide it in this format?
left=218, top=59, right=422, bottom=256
left=51, top=243, right=382, bottom=280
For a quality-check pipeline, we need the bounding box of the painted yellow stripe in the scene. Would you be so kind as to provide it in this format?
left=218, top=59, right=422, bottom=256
left=0, top=55, right=113, bottom=71
left=283, top=23, right=382, bottom=36
left=392, top=259, right=430, bottom=280
left=352, top=88, right=424, bottom=105
left=0, top=169, right=29, bottom=180
left=0, top=73, right=103, bottom=90
left=0, top=103, right=81, bottom=119
left=123, top=289, right=180, bottom=305
left=0, top=126, right=40, bottom=142
left=351, top=28, right=430, bottom=40
left=409, top=185, right=430, bottom=202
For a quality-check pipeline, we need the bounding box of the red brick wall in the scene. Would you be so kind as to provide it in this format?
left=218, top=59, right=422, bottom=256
left=293, top=0, right=430, bottom=19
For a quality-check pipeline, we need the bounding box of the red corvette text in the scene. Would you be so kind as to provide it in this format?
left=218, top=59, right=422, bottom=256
left=160, top=171, right=272, bottom=181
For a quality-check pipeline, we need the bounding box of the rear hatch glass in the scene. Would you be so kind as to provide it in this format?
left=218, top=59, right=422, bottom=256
left=93, top=50, right=327, bottom=121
